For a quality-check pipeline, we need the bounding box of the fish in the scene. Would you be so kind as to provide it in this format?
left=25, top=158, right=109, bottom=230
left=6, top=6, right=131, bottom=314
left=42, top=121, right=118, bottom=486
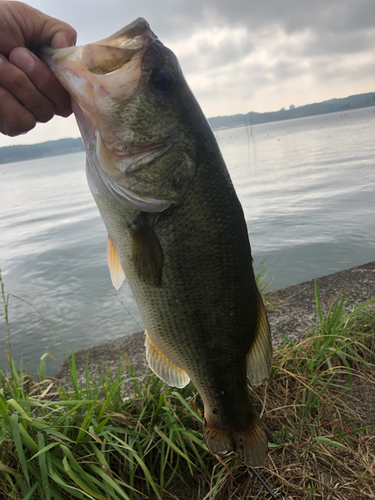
left=41, top=18, right=273, bottom=467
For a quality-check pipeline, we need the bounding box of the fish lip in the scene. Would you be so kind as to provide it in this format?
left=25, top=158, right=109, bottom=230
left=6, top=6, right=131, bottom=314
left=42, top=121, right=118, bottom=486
left=40, top=45, right=78, bottom=60
left=92, top=17, right=156, bottom=49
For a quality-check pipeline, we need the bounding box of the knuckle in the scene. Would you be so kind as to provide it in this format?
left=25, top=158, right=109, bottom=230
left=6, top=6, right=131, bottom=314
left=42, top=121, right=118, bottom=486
left=54, top=94, right=72, bottom=117
left=12, top=72, right=29, bottom=92
left=36, top=64, right=63, bottom=97
left=37, top=70, right=56, bottom=93
left=0, top=86, right=36, bottom=136
left=59, top=107, right=73, bottom=118
left=33, top=102, right=55, bottom=123
left=6, top=113, right=36, bottom=136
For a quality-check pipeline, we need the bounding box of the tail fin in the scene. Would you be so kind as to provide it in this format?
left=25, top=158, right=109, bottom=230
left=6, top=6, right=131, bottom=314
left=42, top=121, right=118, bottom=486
left=204, top=412, right=268, bottom=467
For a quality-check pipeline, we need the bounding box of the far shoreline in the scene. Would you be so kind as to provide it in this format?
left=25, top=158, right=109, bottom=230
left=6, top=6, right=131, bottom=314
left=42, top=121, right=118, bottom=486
left=211, top=104, right=375, bottom=132
left=1, top=92, right=374, bottom=165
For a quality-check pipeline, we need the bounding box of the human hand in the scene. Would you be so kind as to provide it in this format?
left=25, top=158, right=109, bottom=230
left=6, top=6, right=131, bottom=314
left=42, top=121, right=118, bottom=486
left=0, top=1, right=77, bottom=136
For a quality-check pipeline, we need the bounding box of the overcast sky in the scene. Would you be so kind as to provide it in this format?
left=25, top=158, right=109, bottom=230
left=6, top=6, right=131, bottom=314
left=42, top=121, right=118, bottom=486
left=0, top=0, right=374, bottom=147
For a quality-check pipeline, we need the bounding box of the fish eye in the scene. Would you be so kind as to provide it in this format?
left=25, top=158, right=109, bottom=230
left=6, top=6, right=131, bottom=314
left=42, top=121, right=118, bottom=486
left=151, top=68, right=175, bottom=94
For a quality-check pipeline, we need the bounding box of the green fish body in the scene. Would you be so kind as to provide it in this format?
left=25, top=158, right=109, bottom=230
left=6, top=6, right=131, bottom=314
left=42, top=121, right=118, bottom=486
left=42, top=18, right=273, bottom=466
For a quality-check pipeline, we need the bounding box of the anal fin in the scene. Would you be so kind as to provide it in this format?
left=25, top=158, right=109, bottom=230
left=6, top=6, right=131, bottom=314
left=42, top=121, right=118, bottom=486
left=107, top=236, right=125, bottom=290
left=145, top=331, right=190, bottom=388
left=246, top=290, right=273, bottom=386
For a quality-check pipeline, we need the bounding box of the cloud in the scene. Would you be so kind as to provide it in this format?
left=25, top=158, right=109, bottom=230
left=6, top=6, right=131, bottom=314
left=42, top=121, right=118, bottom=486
left=173, top=26, right=254, bottom=73
left=0, top=0, right=373, bottom=147
left=185, top=0, right=375, bottom=35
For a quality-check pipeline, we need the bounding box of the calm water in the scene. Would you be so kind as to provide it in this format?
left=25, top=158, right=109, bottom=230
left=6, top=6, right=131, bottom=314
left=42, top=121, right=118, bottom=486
left=1, top=107, right=374, bottom=374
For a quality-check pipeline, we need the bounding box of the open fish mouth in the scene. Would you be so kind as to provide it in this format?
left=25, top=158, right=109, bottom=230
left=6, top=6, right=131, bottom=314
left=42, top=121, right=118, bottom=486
left=40, top=18, right=157, bottom=141
left=41, top=17, right=155, bottom=73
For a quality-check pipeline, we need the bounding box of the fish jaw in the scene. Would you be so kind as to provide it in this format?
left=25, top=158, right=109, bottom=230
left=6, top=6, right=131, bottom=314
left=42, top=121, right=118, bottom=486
left=41, top=19, right=173, bottom=212
left=41, top=17, right=156, bottom=126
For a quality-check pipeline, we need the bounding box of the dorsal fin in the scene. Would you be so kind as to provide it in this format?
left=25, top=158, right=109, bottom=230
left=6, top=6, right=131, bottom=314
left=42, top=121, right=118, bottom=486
left=246, top=291, right=273, bottom=386
left=145, top=331, right=190, bottom=388
left=107, top=236, right=125, bottom=290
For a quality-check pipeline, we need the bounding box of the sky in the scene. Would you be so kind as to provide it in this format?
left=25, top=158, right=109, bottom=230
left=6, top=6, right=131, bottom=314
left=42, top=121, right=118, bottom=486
left=0, top=0, right=374, bottom=147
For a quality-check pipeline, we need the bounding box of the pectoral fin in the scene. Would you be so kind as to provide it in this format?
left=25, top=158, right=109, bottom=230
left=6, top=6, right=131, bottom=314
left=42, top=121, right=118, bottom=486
left=246, top=291, right=273, bottom=386
left=145, top=331, right=190, bottom=388
left=129, top=213, right=164, bottom=287
left=107, top=236, right=125, bottom=290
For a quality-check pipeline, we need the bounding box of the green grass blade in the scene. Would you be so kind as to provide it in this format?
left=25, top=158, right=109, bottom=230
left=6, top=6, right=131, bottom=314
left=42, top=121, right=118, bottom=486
left=0, top=394, right=10, bottom=424
left=10, top=414, right=30, bottom=486
left=0, top=464, right=24, bottom=477
left=29, top=442, right=60, bottom=461
left=20, top=481, right=39, bottom=500
left=7, top=399, right=32, bottom=420
left=87, top=463, right=134, bottom=500
left=154, top=425, right=195, bottom=467
left=107, top=432, right=162, bottom=500
left=62, top=456, right=107, bottom=500
left=48, top=468, right=86, bottom=499
left=313, top=436, right=348, bottom=449
left=68, top=349, right=81, bottom=397
left=171, top=391, right=203, bottom=422
left=61, top=445, right=101, bottom=493
left=76, top=402, right=97, bottom=442
left=37, top=432, right=51, bottom=500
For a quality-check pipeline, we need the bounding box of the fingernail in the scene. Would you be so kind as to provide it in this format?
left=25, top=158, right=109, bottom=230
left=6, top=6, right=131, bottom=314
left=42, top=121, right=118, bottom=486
left=51, top=30, right=77, bottom=49
left=13, top=49, right=36, bottom=72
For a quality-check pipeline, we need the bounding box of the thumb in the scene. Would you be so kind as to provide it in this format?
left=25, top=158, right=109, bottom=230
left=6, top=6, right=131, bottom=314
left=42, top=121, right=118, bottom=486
left=51, top=28, right=77, bottom=49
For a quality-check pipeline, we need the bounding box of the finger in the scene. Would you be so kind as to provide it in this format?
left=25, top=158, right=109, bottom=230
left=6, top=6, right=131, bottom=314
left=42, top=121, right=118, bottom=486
left=31, top=9, right=77, bottom=49
left=1, top=2, right=77, bottom=52
left=0, top=86, right=36, bottom=136
left=9, top=47, right=72, bottom=117
left=0, top=53, right=55, bottom=123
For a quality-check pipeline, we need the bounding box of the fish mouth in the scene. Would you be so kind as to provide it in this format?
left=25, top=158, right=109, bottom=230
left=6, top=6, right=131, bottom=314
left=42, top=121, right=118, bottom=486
left=40, top=18, right=157, bottom=138
left=41, top=17, right=156, bottom=73
left=42, top=19, right=165, bottom=162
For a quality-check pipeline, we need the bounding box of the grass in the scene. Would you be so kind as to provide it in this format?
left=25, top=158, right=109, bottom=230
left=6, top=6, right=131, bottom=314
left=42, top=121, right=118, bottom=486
left=0, top=273, right=375, bottom=498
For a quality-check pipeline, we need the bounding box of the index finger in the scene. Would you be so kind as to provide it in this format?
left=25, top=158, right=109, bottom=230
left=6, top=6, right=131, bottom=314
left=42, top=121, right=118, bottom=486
left=9, top=47, right=72, bottom=117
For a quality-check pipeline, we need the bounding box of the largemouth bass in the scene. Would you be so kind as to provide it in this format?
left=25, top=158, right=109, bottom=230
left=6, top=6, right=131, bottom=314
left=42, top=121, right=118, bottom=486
left=42, top=18, right=273, bottom=466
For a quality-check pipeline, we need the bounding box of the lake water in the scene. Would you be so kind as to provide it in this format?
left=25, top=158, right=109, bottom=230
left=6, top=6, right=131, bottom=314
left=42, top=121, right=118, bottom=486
left=0, top=107, right=374, bottom=375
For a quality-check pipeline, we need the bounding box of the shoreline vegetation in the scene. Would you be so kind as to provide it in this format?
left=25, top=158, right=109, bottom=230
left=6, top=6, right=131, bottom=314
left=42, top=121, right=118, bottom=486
left=0, top=91, right=374, bottom=165
left=0, top=263, right=375, bottom=498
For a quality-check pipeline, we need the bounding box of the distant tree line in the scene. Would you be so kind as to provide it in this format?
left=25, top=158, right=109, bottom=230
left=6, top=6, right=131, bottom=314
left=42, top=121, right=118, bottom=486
left=0, top=138, right=84, bottom=164
left=207, top=92, right=375, bottom=130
